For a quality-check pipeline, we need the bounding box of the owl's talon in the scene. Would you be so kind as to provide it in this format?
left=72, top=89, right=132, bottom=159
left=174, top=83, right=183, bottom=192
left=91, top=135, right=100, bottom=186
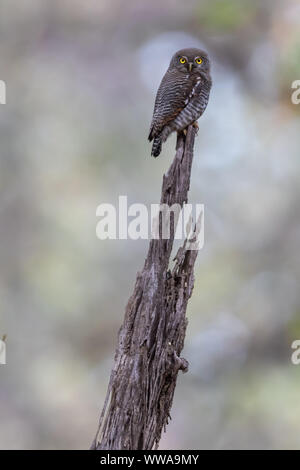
left=192, top=122, right=199, bottom=133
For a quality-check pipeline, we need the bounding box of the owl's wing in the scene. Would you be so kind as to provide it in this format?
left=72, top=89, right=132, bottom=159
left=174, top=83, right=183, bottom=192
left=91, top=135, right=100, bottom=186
left=148, top=70, right=190, bottom=141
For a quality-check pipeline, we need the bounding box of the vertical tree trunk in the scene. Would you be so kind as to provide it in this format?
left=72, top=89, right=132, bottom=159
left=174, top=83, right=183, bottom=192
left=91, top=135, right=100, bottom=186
left=92, top=125, right=201, bottom=450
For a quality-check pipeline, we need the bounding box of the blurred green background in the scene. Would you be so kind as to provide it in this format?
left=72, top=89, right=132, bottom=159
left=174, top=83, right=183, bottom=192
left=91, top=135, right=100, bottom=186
left=1, top=0, right=300, bottom=449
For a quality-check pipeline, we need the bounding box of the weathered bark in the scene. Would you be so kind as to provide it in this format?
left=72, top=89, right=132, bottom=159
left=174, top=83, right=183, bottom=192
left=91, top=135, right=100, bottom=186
left=91, top=125, right=201, bottom=450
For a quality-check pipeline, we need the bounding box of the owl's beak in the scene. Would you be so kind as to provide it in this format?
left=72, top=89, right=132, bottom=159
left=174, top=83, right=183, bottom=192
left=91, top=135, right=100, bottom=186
left=188, top=63, right=193, bottom=72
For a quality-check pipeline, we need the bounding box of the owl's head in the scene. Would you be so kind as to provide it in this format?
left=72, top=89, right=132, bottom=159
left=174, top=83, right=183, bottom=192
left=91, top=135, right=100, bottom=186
left=170, top=48, right=210, bottom=75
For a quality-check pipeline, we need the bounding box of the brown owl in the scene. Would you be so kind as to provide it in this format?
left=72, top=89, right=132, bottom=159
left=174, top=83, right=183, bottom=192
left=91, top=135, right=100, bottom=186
left=148, top=48, right=212, bottom=157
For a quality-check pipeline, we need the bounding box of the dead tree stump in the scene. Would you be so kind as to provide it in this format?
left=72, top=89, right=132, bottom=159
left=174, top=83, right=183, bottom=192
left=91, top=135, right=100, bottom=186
left=92, top=125, right=200, bottom=450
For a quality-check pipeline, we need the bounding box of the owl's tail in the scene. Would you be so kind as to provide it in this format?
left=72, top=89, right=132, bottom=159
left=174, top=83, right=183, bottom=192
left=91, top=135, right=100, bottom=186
left=151, top=135, right=162, bottom=158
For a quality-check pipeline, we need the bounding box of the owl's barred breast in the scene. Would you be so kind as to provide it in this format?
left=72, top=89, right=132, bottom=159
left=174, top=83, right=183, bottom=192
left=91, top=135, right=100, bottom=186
left=148, top=47, right=212, bottom=157
left=168, top=77, right=211, bottom=136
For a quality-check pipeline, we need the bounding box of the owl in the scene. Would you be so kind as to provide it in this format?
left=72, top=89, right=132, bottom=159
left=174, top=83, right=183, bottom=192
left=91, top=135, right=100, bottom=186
left=148, top=48, right=212, bottom=157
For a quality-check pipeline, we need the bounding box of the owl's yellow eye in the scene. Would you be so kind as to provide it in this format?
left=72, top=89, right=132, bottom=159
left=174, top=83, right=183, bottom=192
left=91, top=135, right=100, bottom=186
left=179, top=57, right=186, bottom=64
left=195, top=57, right=203, bottom=64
